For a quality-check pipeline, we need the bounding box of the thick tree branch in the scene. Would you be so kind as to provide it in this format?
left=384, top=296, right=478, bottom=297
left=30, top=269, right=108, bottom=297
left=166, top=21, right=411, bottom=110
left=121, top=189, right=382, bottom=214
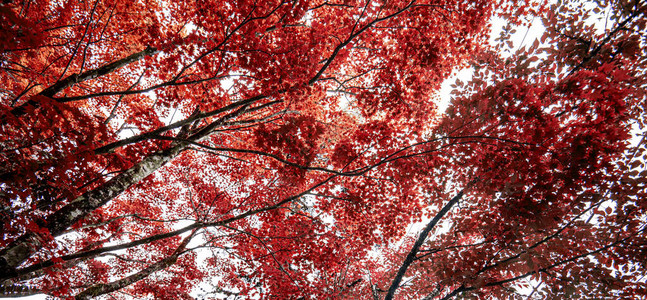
left=384, top=188, right=468, bottom=300
left=74, top=232, right=194, bottom=299
left=0, top=284, right=43, bottom=298
left=93, top=94, right=272, bottom=154
left=8, top=46, right=157, bottom=116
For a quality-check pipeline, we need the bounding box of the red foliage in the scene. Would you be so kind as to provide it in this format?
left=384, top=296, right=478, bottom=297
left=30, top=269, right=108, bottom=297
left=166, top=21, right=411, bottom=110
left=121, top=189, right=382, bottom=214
left=1, top=0, right=646, bottom=299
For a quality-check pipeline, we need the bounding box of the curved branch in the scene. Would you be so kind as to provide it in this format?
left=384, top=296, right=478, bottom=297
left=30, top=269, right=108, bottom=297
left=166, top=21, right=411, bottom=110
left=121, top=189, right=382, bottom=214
left=74, top=232, right=194, bottom=299
left=309, top=0, right=417, bottom=84
left=384, top=184, right=473, bottom=300
left=93, top=94, right=273, bottom=154
left=170, top=135, right=534, bottom=178
left=8, top=46, right=157, bottom=116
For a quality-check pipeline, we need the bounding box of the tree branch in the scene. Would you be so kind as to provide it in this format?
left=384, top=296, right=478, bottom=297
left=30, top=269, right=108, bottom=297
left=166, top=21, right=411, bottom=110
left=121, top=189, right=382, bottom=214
left=8, top=46, right=157, bottom=116
left=384, top=184, right=473, bottom=300
left=74, top=232, right=194, bottom=299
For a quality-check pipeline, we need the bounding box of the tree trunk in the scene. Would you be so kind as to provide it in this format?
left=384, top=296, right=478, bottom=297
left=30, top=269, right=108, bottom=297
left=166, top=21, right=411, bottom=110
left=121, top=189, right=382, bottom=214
left=0, top=143, right=186, bottom=275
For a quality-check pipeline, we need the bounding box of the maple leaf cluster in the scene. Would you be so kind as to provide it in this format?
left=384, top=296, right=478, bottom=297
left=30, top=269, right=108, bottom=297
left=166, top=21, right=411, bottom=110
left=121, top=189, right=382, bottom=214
left=1, top=0, right=646, bottom=299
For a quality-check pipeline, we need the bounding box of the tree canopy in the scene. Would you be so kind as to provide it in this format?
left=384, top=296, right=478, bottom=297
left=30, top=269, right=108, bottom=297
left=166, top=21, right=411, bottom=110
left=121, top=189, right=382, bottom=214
left=1, top=0, right=646, bottom=299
